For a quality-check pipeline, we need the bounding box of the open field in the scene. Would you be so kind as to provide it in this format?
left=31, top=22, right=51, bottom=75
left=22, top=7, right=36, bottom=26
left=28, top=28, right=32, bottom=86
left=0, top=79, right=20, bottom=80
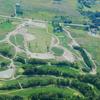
left=0, top=0, right=85, bottom=23
left=27, top=26, right=51, bottom=53
left=0, top=16, right=21, bottom=40
left=10, top=34, right=25, bottom=49
left=51, top=47, right=64, bottom=56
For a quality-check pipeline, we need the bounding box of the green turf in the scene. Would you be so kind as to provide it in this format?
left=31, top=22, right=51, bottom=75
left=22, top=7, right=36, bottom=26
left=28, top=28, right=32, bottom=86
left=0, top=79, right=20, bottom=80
left=51, top=47, right=64, bottom=56
left=0, top=0, right=85, bottom=23
left=10, top=34, right=24, bottom=49
left=66, top=27, right=100, bottom=72
left=0, top=42, right=15, bottom=58
left=28, top=26, right=51, bottom=53
left=0, top=17, right=20, bottom=40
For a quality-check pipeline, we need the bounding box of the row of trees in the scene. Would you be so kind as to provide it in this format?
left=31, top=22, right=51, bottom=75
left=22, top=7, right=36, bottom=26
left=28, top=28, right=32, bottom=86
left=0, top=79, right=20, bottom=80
left=0, top=43, right=14, bottom=58
left=23, top=65, right=78, bottom=78
left=0, top=74, right=99, bottom=100
left=78, top=73, right=100, bottom=90
left=73, top=46, right=94, bottom=71
left=78, top=0, right=100, bottom=30
left=52, top=16, right=72, bottom=32
left=30, top=92, right=84, bottom=100
left=14, top=57, right=80, bottom=70
left=78, top=0, right=95, bottom=8
left=0, top=95, right=23, bottom=100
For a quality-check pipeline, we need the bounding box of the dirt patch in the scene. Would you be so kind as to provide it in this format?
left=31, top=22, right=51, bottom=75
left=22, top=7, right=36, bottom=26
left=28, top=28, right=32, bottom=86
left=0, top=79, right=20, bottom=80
left=63, top=49, right=75, bottom=62
left=56, top=56, right=66, bottom=61
left=51, top=36, right=59, bottom=47
left=25, top=20, right=46, bottom=28
left=24, top=33, right=36, bottom=41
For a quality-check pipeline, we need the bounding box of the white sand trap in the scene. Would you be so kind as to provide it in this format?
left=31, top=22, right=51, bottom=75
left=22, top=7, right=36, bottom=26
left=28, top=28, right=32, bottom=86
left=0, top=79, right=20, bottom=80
left=0, top=68, right=14, bottom=79
left=27, top=52, right=55, bottom=59
left=26, top=21, right=46, bottom=28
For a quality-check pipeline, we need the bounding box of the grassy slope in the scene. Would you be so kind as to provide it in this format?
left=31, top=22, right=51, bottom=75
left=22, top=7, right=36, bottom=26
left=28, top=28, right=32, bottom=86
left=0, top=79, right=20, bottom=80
left=67, top=27, right=100, bottom=72
left=0, top=0, right=84, bottom=23
left=0, top=17, right=21, bottom=40
left=0, top=75, right=84, bottom=99
left=28, top=26, right=51, bottom=53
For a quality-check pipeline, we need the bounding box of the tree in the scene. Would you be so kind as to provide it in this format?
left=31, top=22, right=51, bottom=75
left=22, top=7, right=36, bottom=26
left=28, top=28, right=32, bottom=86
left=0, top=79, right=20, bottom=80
left=12, top=96, right=23, bottom=100
left=78, top=0, right=95, bottom=8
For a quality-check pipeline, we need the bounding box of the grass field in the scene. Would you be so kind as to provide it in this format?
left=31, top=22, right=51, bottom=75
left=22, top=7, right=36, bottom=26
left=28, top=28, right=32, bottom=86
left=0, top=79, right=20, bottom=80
left=0, top=56, right=11, bottom=71
left=0, top=42, right=15, bottom=58
left=0, top=17, right=21, bottom=40
left=0, top=85, right=83, bottom=100
left=11, top=86, right=83, bottom=99
left=66, top=27, right=100, bottom=72
left=0, top=0, right=85, bottom=23
left=10, top=34, right=24, bottom=49
left=51, top=47, right=64, bottom=56
left=0, top=75, right=84, bottom=99
left=27, top=26, right=51, bottom=53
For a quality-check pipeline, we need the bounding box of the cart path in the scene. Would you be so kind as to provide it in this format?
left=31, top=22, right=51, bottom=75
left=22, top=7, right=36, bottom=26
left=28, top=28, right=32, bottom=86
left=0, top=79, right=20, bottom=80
left=63, top=28, right=96, bottom=74
left=0, top=19, right=54, bottom=79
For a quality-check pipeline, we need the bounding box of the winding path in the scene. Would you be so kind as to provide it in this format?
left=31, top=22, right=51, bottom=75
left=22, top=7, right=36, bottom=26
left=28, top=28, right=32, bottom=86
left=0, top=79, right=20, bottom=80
left=0, top=14, right=97, bottom=79
left=0, top=18, right=54, bottom=79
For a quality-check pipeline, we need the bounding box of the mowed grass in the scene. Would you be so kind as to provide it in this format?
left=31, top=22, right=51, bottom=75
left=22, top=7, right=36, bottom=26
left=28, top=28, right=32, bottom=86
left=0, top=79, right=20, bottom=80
left=48, top=24, right=72, bottom=49
left=0, top=75, right=84, bottom=99
left=0, top=17, right=21, bottom=40
left=0, top=42, right=15, bottom=58
left=67, top=27, right=100, bottom=72
left=0, top=76, right=83, bottom=98
left=10, top=34, right=24, bottom=49
left=0, top=56, right=11, bottom=71
left=0, top=85, right=83, bottom=100
left=0, top=56, right=11, bottom=65
left=0, top=22, right=15, bottom=40
left=51, top=47, right=64, bottom=56
left=28, top=26, right=51, bottom=53
left=53, top=31, right=71, bottom=49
